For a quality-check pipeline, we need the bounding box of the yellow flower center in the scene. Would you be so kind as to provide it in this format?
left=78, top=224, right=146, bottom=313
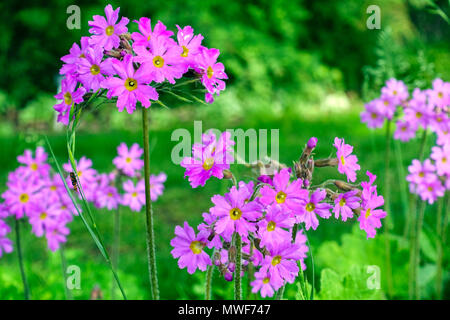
left=30, top=163, right=38, bottom=171
left=90, top=64, right=100, bottom=75
left=19, top=193, right=29, bottom=203
left=229, top=208, right=242, bottom=221
left=202, top=157, right=214, bottom=170
left=125, top=157, right=132, bottom=163
left=153, top=56, right=164, bottom=68
left=442, top=157, right=447, bottom=163
left=105, top=25, right=115, bottom=36
left=401, top=126, right=407, bottom=132
left=61, top=205, right=67, bottom=210
left=107, top=192, right=113, bottom=197
left=79, top=53, right=86, bottom=58
left=306, top=202, right=315, bottom=212
left=77, top=171, right=82, bottom=177
left=339, top=197, right=346, bottom=207
left=340, top=155, right=346, bottom=165
left=428, top=186, right=433, bottom=192
left=147, top=35, right=151, bottom=41
left=271, top=255, right=281, bottom=266
left=189, top=241, right=203, bottom=254
left=275, top=191, right=286, bottom=204
left=438, top=92, right=443, bottom=99
left=365, top=208, right=371, bottom=219
left=384, top=100, right=389, bottom=106
left=40, top=212, right=47, bottom=220
left=416, top=112, right=422, bottom=119
left=206, top=66, right=214, bottom=79
left=418, top=172, right=425, bottom=178
left=263, top=277, right=270, bottom=284
left=125, top=78, right=138, bottom=91
left=132, top=192, right=138, bottom=197
left=371, top=113, right=377, bottom=119
left=267, top=221, right=276, bottom=232
left=50, top=185, right=57, bottom=191
left=181, top=45, right=189, bottom=57
left=393, top=90, right=398, bottom=95
left=64, top=92, right=73, bottom=105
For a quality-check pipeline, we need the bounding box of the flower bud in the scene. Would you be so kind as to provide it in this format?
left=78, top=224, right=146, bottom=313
left=307, top=137, right=318, bottom=149
left=224, top=272, right=233, bottom=282
left=223, top=169, right=233, bottom=180
left=228, top=262, right=236, bottom=272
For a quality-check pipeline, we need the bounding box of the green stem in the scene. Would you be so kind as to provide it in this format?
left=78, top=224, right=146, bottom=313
left=435, top=197, right=444, bottom=299
left=234, top=233, right=242, bottom=300
left=142, top=107, right=159, bottom=300
left=111, top=203, right=121, bottom=300
left=414, top=201, right=426, bottom=300
left=418, top=130, right=428, bottom=160
left=394, top=140, right=410, bottom=238
left=246, top=243, right=255, bottom=299
left=383, top=119, right=393, bottom=298
left=15, top=219, right=30, bottom=300
left=205, top=264, right=214, bottom=300
left=408, top=198, right=417, bottom=299
left=59, top=245, right=73, bottom=300
left=276, top=285, right=285, bottom=300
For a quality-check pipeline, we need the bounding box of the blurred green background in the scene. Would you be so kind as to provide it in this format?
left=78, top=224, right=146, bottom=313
left=0, top=0, right=449, bottom=299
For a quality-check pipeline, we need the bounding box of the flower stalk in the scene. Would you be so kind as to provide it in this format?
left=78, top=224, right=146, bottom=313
left=383, top=119, right=393, bottom=298
left=15, top=219, right=31, bottom=300
left=142, top=106, right=160, bottom=300
left=234, top=233, right=242, bottom=300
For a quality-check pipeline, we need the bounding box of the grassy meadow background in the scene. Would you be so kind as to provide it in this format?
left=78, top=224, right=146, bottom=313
left=0, top=0, right=449, bottom=299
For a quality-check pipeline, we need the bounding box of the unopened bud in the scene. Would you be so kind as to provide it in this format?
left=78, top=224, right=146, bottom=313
left=224, top=272, right=233, bottom=282
left=223, top=169, right=233, bottom=180
left=228, top=246, right=236, bottom=263
left=334, top=180, right=355, bottom=191
left=314, top=158, right=339, bottom=167
left=307, top=137, right=318, bottom=149
left=228, top=262, right=236, bottom=272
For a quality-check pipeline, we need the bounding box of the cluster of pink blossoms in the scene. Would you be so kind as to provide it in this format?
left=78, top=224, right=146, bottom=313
left=54, top=5, right=227, bottom=125
left=171, top=133, right=386, bottom=297
left=65, top=142, right=166, bottom=213
left=361, top=78, right=449, bottom=203
left=0, top=147, right=77, bottom=255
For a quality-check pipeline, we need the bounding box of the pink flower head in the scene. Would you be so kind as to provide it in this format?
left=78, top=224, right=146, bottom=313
left=121, top=179, right=145, bottom=212
left=333, top=190, right=360, bottom=222
left=150, top=172, right=167, bottom=202
left=375, top=96, right=397, bottom=119
left=180, top=132, right=235, bottom=188
left=194, top=47, right=228, bottom=103
left=334, top=137, right=360, bottom=182
left=54, top=75, right=86, bottom=125
left=361, top=100, right=385, bottom=129
left=102, top=54, right=159, bottom=113
left=113, top=142, right=144, bottom=177
left=296, top=189, right=332, bottom=230
left=259, top=168, right=307, bottom=213
left=257, top=204, right=295, bottom=248
left=29, top=199, right=62, bottom=237
left=428, top=78, right=450, bottom=109
left=406, top=159, right=436, bottom=192
left=260, top=233, right=308, bottom=286
left=1, top=171, right=42, bottom=219
left=404, top=100, right=432, bottom=129
left=251, top=270, right=278, bottom=298
left=46, top=223, right=70, bottom=252
left=393, top=119, right=418, bottom=142
left=134, top=34, right=184, bottom=84
left=94, top=173, right=120, bottom=210
left=77, top=46, right=111, bottom=92
left=430, top=145, right=450, bottom=176
left=416, top=177, right=445, bottom=204
left=59, top=37, right=90, bottom=75
left=0, top=219, right=13, bottom=257
left=436, top=121, right=450, bottom=146
left=88, top=4, right=129, bottom=51
left=175, top=25, right=204, bottom=72
left=170, top=222, right=211, bottom=274
left=210, top=184, right=263, bottom=241
left=358, top=192, right=386, bottom=238
left=63, top=156, right=98, bottom=201
left=131, top=18, right=174, bottom=50
left=16, top=147, right=50, bottom=179
left=381, top=78, right=409, bottom=105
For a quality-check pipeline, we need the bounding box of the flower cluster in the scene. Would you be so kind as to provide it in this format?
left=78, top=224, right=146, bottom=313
left=65, top=142, right=167, bottom=213
left=0, top=147, right=76, bottom=254
left=54, top=5, right=227, bottom=125
left=172, top=134, right=386, bottom=298
left=362, top=78, right=449, bottom=203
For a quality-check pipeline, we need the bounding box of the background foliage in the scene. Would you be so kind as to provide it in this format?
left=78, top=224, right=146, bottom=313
left=0, top=0, right=449, bottom=299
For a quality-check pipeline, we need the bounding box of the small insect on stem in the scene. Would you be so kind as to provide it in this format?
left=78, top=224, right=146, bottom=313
left=69, top=172, right=78, bottom=193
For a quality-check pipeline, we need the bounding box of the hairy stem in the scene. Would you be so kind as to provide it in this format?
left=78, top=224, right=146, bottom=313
left=383, top=119, right=393, bottom=298
left=414, top=201, right=426, bottom=300
left=435, top=197, right=444, bottom=299
left=205, top=263, right=214, bottom=300
left=276, top=285, right=285, bottom=300
left=234, top=233, right=242, bottom=300
left=111, top=202, right=121, bottom=300
left=142, top=107, right=159, bottom=300
left=15, top=219, right=30, bottom=300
